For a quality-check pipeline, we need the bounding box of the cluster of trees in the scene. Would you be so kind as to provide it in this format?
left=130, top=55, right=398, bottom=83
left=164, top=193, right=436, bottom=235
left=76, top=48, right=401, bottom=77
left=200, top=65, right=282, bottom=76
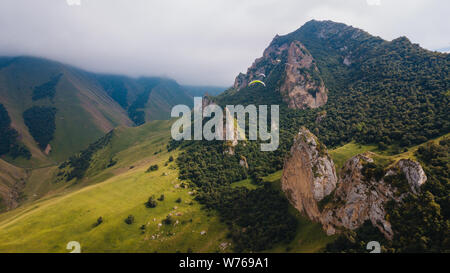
left=145, top=196, right=157, bottom=208
left=325, top=221, right=387, bottom=253
left=0, top=196, right=5, bottom=212
left=0, top=104, right=30, bottom=159
left=176, top=140, right=298, bottom=252
left=58, top=131, right=114, bottom=181
left=146, top=164, right=158, bottom=172
left=32, top=74, right=62, bottom=101
left=92, top=217, right=103, bottom=227
left=23, top=106, right=57, bottom=150
left=196, top=184, right=297, bottom=252
left=124, top=215, right=135, bottom=225
left=162, top=215, right=173, bottom=225
left=127, top=89, right=152, bottom=126
left=97, top=76, right=129, bottom=109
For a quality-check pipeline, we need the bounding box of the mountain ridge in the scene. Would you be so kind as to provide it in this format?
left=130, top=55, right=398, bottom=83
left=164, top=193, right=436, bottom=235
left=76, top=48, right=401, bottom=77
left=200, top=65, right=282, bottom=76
left=0, top=55, right=194, bottom=165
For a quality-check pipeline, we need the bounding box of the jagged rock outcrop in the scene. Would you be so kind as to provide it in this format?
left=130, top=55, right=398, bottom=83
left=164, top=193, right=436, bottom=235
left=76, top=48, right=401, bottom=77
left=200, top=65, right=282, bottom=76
left=239, top=156, right=249, bottom=169
left=201, top=96, right=243, bottom=155
left=234, top=39, right=328, bottom=109
left=321, top=153, right=394, bottom=238
left=202, top=94, right=215, bottom=110
left=281, top=127, right=337, bottom=221
left=282, top=129, right=428, bottom=240
left=321, top=155, right=427, bottom=239
left=396, top=159, right=427, bottom=194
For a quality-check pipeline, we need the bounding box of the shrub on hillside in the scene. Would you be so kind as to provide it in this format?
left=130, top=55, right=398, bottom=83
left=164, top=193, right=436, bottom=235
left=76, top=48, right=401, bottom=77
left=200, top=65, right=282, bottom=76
left=162, top=215, right=172, bottom=225
left=146, top=164, right=158, bottom=172
left=93, top=217, right=103, bottom=227
left=145, top=196, right=157, bottom=208
left=124, top=215, right=135, bottom=225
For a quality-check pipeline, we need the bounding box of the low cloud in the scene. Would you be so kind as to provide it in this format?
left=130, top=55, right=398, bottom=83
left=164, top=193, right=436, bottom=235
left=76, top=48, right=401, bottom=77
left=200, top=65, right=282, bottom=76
left=0, top=0, right=448, bottom=85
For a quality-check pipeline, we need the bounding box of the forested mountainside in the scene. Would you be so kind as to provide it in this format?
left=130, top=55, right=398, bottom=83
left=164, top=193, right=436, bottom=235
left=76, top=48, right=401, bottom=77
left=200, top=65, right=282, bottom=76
left=174, top=20, right=449, bottom=252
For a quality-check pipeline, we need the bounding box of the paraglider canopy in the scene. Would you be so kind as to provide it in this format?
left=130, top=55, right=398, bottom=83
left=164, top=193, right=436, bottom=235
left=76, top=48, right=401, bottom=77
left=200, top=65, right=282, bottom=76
left=248, top=80, right=266, bottom=87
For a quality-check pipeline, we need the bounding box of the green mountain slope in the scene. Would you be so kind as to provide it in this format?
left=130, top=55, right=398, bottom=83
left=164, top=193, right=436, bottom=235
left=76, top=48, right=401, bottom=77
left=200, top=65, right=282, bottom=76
left=0, top=56, right=194, bottom=166
left=95, top=75, right=193, bottom=125
left=0, top=120, right=443, bottom=253
left=0, top=120, right=332, bottom=253
left=0, top=57, right=133, bottom=165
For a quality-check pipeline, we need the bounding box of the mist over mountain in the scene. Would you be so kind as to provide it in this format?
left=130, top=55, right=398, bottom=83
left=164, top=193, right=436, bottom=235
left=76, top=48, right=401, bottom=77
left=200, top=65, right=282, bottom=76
left=0, top=56, right=193, bottom=164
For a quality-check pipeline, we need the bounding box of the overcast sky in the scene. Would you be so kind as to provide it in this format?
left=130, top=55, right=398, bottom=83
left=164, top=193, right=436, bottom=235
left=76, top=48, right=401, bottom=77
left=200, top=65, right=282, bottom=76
left=0, top=0, right=448, bottom=86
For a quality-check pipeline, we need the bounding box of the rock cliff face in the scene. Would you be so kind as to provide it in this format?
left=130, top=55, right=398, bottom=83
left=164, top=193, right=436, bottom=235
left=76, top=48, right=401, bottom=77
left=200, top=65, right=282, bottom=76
left=201, top=96, right=243, bottom=155
left=320, top=153, right=393, bottom=238
left=282, top=129, right=427, bottom=240
left=396, top=159, right=427, bottom=194
left=281, top=128, right=337, bottom=221
left=321, top=155, right=427, bottom=239
left=234, top=39, right=328, bottom=109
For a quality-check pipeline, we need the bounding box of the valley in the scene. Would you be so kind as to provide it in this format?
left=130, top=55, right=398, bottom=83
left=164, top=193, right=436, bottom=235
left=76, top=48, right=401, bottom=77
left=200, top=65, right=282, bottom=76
left=0, top=19, right=448, bottom=253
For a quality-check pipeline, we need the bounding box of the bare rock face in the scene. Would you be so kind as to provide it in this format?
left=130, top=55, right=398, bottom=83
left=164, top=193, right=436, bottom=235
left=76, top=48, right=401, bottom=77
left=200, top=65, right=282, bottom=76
left=281, top=127, right=337, bottom=221
left=234, top=39, right=328, bottom=109
left=321, top=153, right=395, bottom=239
left=397, top=159, right=427, bottom=194
left=282, top=129, right=428, bottom=240
left=281, top=41, right=328, bottom=109
left=44, top=144, right=52, bottom=155
left=239, top=156, right=249, bottom=169
left=202, top=94, right=215, bottom=110
left=320, top=156, right=428, bottom=239
left=223, top=107, right=244, bottom=155
left=201, top=97, right=243, bottom=155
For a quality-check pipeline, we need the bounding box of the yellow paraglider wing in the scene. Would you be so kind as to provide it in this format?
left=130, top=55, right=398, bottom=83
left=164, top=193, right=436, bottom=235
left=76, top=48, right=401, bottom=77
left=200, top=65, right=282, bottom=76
left=248, top=80, right=266, bottom=87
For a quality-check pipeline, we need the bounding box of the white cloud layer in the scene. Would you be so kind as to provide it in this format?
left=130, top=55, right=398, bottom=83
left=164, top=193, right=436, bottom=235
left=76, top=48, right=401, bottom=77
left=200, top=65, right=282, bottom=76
left=0, top=0, right=448, bottom=85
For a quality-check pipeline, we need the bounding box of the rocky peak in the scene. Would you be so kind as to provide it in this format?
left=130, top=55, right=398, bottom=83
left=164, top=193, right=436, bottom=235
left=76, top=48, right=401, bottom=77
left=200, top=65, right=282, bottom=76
left=200, top=96, right=243, bottom=155
left=281, top=127, right=337, bottom=221
left=282, top=129, right=428, bottom=240
left=201, top=94, right=215, bottom=110
left=300, top=20, right=364, bottom=41
left=234, top=39, right=328, bottom=110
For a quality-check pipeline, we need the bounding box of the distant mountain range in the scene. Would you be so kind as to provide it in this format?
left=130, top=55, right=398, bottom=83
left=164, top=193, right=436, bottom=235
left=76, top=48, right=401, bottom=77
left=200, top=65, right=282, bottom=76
left=0, top=56, right=200, bottom=165
left=182, top=85, right=227, bottom=97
